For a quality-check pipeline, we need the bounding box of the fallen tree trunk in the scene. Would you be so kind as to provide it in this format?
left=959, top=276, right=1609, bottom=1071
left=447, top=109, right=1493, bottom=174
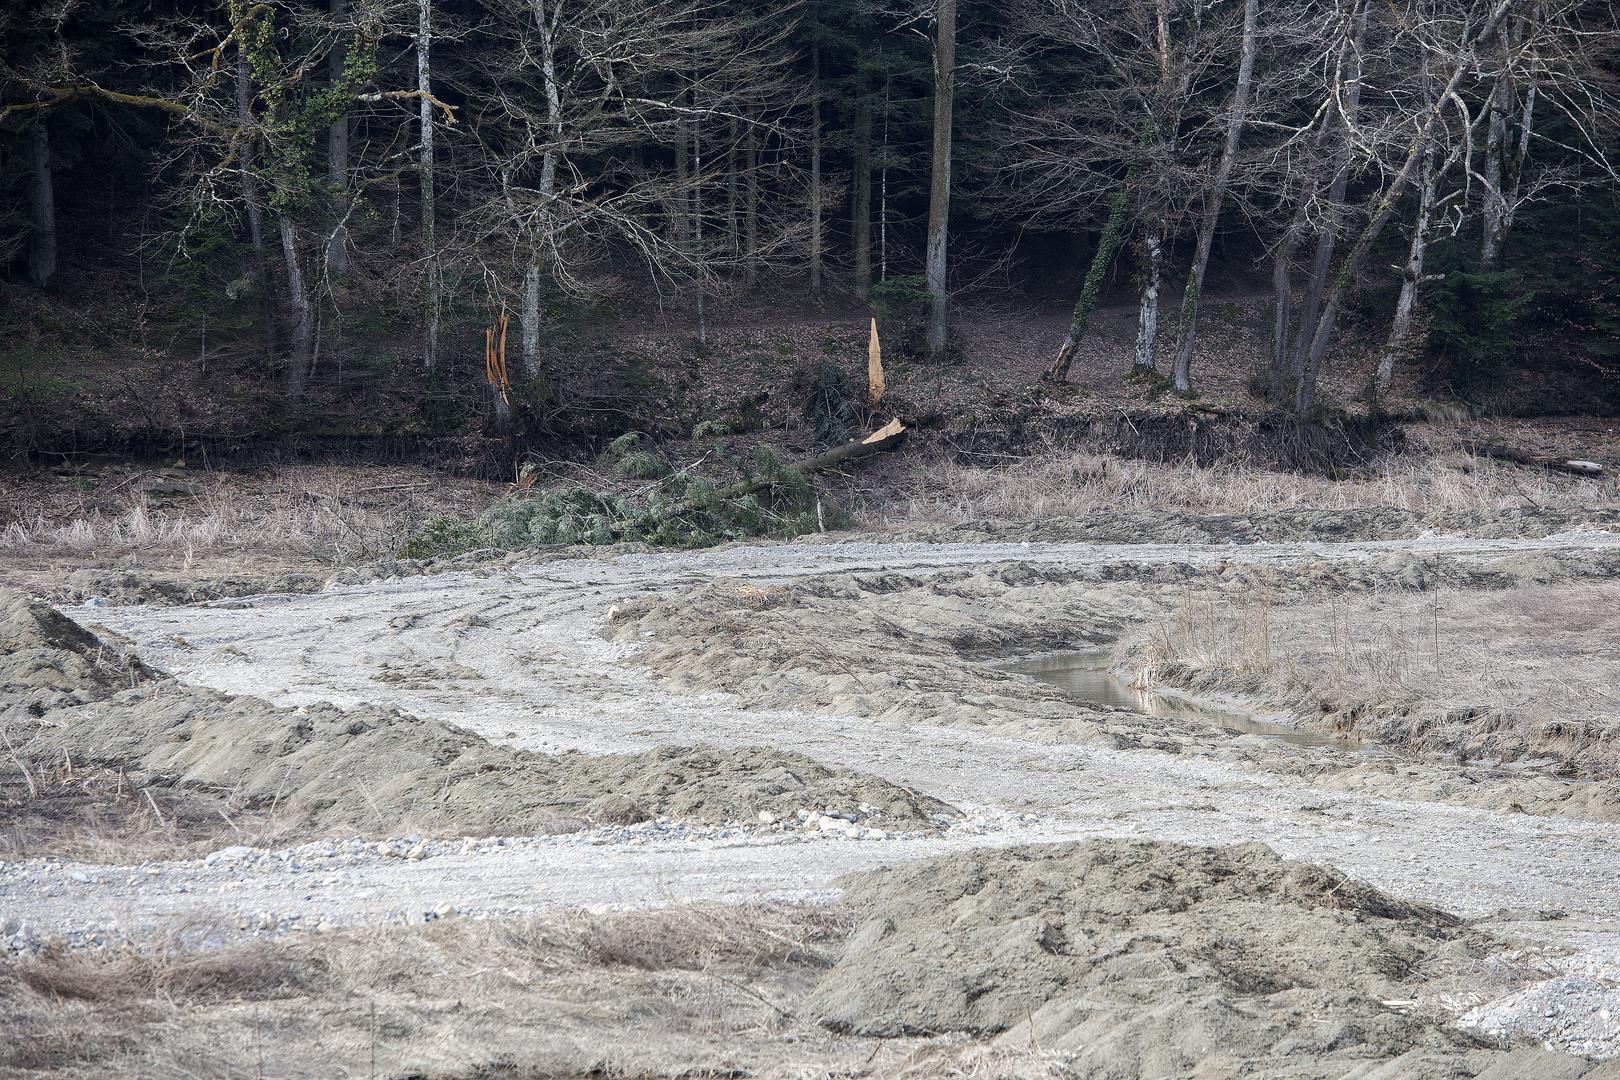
left=703, top=418, right=908, bottom=504
left=1467, top=441, right=1605, bottom=476
left=610, top=419, right=909, bottom=537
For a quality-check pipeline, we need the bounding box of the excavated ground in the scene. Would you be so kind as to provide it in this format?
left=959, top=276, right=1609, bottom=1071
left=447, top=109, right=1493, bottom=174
left=4, top=509, right=1620, bottom=1078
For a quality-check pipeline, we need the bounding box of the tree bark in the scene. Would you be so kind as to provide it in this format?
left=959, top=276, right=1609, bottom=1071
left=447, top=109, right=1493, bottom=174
left=236, top=45, right=278, bottom=355
left=1290, top=0, right=1369, bottom=389
left=325, top=0, right=350, bottom=277
left=923, top=0, right=957, bottom=360
left=1170, top=0, right=1258, bottom=393
left=851, top=98, right=873, bottom=301
left=1294, top=0, right=1527, bottom=415
left=522, top=263, right=541, bottom=380
left=1133, top=230, right=1162, bottom=372
left=809, top=42, right=823, bottom=295
left=278, top=215, right=312, bottom=400
left=521, top=0, right=563, bottom=384
left=418, top=0, right=440, bottom=371
left=27, top=117, right=57, bottom=289
left=1374, top=61, right=1447, bottom=399
left=743, top=116, right=759, bottom=282
left=1044, top=175, right=1133, bottom=383
left=1480, top=25, right=1511, bottom=271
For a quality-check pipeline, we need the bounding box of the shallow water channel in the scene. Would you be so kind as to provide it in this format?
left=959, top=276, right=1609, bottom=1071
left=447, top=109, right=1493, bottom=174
left=1004, top=651, right=1363, bottom=751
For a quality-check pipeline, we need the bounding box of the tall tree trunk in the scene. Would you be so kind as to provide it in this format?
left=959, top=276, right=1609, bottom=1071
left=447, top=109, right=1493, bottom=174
left=1267, top=232, right=1298, bottom=402
left=1170, top=0, right=1258, bottom=393
left=1480, top=26, right=1512, bottom=271
left=325, top=0, right=350, bottom=277
left=27, top=117, right=56, bottom=289
left=726, top=116, right=740, bottom=258
left=1290, top=0, right=1369, bottom=389
left=1295, top=0, right=1525, bottom=415
left=692, top=84, right=706, bottom=345
left=1373, top=146, right=1441, bottom=399
left=1374, top=58, right=1449, bottom=399
left=1133, top=229, right=1162, bottom=371
left=417, top=0, right=440, bottom=371
left=236, top=46, right=278, bottom=355
left=809, top=43, right=823, bottom=296
left=744, top=117, right=759, bottom=283
left=851, top=98, right=873, bottom=301
left=879, top=82, right=890, bottom=282
left=923, top=0, right=957, bottom=359
left=1045, top=177, right=1134, bottom=382
left=673, top=122, right=691, bottom=245
left=522, top=0, right=563, bottom=384
left=521, top=264, right=541, bottom=381
left=278, top=216, right=312, bottom=400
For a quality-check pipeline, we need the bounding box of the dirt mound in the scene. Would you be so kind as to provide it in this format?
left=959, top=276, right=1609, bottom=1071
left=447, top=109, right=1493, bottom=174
left=0, top=589, right=150, bottom=722
left=4, top=588, right=948, bottom=839
left=805, top=839, right=1497, bottom=1077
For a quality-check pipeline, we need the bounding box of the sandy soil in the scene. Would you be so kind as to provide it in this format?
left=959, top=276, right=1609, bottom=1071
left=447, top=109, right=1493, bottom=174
left=7, top=525, right=1620, bottom=1076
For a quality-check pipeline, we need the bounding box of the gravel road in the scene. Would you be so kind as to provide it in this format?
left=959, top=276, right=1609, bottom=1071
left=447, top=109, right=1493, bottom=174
left=6, top=532, right=1620, bottom=1055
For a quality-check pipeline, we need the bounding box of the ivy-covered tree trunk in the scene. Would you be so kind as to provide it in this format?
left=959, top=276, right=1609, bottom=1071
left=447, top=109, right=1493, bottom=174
left=1170, top=0, right=1258, bottom=393
left=27, top=116, right=56, bottom=289
left=1044, top=177, right=1132, bottom=383
left=923, top=0, right=956, bottom=360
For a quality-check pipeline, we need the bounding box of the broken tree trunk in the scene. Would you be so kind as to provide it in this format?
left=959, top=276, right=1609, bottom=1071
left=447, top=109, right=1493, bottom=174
left=1467, top=442, right=1604, bottom=476
left=619, top=420, right=908, bottom=537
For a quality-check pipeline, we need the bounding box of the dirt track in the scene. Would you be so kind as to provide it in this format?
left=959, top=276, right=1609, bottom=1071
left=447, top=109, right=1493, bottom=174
left=7, top=531, right=1620, bottom=1061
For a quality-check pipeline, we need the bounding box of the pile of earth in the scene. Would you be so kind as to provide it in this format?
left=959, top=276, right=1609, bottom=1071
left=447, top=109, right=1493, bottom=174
left=804, top=839, right=1607, bottom=1079
left=0, top=587, right=951, bottom=838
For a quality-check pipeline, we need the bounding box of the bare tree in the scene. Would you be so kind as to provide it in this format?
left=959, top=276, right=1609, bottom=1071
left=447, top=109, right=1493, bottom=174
left=1170, top=0, right=1259, bottom=393
left=418, top=0, right=440, bottom=371
left=26, top=115, right=55, bottom=288
left=924, top=0, right=956, bottom=359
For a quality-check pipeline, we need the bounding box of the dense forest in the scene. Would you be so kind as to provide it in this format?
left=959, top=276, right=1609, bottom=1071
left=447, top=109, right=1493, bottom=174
left=3, top=0, right=1619, bottom=450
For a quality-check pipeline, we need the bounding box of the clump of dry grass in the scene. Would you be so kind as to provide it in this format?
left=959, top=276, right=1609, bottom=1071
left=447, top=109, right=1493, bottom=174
left=0, top=465, right=497, bottom=563
left=0, top=748, right=301, bottom=864
left=1125, top=581, right=1620, bottom=774
left=2, top=903, right=869, bottom=1080
left=871, top=449, right=1615, bottom=525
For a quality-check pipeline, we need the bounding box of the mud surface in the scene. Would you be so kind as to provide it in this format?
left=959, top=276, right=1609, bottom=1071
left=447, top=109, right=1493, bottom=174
left=6, top=523, right=1620, bottom=1073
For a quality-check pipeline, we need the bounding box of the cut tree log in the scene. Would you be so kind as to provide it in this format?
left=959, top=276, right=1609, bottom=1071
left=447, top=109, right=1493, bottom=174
left=1467, top=441, right=1606, bottom=476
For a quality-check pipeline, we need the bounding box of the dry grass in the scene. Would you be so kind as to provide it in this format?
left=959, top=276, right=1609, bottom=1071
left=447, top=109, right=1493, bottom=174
left=0, top=464, right=498, bottom=564
left=868, top=448, right=1617, bottom=524
left=0, top=754, right=302, bottom=864
left=1, top=903, right=884, bottom=1080
left=1126, top=581, right=1620, bottom=775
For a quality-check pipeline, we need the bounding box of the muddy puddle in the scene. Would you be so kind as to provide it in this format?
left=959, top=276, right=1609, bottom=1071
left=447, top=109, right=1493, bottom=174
left=1003, top=651, right=1364, bottom=751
